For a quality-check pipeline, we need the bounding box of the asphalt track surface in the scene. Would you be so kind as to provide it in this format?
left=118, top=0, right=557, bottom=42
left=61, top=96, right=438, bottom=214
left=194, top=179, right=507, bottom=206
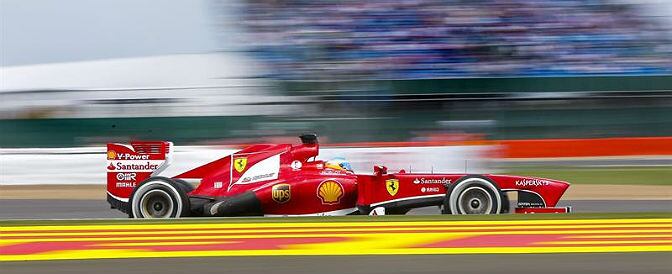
left=2, top=253, right=671, bottom=274
left=0, top=199, right=670, bottom=219
left=1, top=206, right=670, bottom=274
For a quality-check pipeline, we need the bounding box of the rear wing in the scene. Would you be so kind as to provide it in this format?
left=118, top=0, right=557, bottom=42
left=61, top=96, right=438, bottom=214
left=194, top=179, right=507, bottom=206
left=106, top=141, right=172, bottom=203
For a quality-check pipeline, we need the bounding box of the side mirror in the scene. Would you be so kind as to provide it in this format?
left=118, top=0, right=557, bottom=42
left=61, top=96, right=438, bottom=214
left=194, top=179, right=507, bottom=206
left=299, top=133, right=318, bottom=145
left=374, top=165, right=388, bottom=176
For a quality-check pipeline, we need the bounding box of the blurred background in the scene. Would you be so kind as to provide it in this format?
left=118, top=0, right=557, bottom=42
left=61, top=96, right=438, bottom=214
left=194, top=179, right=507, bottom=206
left=1, top=0, right=671, bottom=185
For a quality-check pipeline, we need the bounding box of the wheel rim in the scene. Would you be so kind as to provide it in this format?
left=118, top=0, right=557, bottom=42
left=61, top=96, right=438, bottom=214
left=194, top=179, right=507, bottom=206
left=139, top=189, right=174, bottom=218
left=457, top=186, right=493, bottom=214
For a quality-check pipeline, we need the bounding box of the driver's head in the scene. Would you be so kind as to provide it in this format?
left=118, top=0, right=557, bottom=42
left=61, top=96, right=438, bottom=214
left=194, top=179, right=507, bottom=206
left=324, top=157, right=353, bottom=172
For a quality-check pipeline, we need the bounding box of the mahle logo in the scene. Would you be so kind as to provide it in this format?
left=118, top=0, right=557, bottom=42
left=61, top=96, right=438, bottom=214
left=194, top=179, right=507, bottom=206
left=234, top=157, right=247, bottom=173
left=271, top=184, right=291, bottom=204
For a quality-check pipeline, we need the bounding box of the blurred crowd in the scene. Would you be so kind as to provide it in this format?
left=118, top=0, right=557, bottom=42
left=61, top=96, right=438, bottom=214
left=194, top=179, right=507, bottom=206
left=241, top=0, right=672, bottom=80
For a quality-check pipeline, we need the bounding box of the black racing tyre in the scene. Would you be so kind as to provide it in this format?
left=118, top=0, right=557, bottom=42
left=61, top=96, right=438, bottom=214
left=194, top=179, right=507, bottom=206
left=500, top=192, right=510, bottom=213
left=130, top=177, right=191, bottom=218
left=173, top=178, right=195, bottom=193
left=442, top=175, right=507, bottom=215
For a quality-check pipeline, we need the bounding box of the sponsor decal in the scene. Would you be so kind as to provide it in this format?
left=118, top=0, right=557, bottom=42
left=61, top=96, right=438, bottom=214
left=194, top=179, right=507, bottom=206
left=421, top=187, right=441, bottom=193
left=385, top=179, right=399, bottom=196
left=109, top=152, right=151, bottom=161
left=317, top=180, right=344, bottom=205
left=115, top=173, right=136, bottom=181
left=291, top=160, right=302, bottom=170
left=107, top=150, right=117, bottom=160
left=518, top=201, right=545, bottom=207
left=241, top=172, right=276, bottom=183
left=214, top=182, right=223, bottom=189
left=115, top=182, right=136, bottom=188
left=320, top=169, right=347, bottom=175
left=234, top=157, right=248, bottom=173
left=116, top=153, right=150, bottom=160
left=413, top=178, right=451, bottom=185
left=111, top=161, right=161, bottom=172
left=271, top=184, right=291, bottom=204
left=515, top=179, right=551, bottom=187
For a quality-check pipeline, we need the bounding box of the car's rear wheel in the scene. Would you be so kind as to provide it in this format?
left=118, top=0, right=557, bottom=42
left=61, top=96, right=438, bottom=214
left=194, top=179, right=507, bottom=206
left=130, top=177, right=190, bottom=218
left=173, top=178, right=195, bottom=193
left=442, top=176, right=507, bottom=215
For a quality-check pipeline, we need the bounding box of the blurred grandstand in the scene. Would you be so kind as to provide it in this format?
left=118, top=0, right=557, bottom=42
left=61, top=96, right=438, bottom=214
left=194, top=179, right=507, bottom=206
left=241, top=0, right=672, bottom=80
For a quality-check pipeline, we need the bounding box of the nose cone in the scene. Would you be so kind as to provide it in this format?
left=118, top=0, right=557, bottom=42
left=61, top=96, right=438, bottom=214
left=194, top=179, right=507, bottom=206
left=540, top=178, right=570, bottom=207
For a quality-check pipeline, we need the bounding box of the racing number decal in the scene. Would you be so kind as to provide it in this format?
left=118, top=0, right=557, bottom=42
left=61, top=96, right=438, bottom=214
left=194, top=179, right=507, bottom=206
left=386, top=179, right=399, bottom=196
left=233, top=157, right=247, bottom=173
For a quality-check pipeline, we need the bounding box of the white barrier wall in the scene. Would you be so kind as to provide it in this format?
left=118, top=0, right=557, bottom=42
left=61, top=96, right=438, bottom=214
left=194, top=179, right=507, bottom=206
left=0, top=145, right=493, bottom=185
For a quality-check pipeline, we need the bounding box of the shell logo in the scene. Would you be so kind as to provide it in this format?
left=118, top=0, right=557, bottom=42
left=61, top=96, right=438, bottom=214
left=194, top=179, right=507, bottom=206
left=107, top=150, right=117, bottom=160
left=317, top=180, right=344, bottom=205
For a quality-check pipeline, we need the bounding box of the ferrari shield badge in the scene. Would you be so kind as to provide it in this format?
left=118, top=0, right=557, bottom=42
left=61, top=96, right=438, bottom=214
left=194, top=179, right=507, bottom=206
left=233, top=157, right=247, bottom=173
left=386, top=179, right=399, bottom=196
left=271, top=184, right=291, bottom=204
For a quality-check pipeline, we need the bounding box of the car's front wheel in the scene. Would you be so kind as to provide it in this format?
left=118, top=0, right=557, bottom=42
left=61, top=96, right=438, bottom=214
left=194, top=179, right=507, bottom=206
left=442, top=176, right=507, bottom=215
left=130, top=177, right=191, bottom=218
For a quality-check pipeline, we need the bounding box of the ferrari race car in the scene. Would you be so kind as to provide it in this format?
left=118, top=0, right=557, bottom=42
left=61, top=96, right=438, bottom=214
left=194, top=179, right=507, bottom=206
left=106, top=134, right=571, bottom=218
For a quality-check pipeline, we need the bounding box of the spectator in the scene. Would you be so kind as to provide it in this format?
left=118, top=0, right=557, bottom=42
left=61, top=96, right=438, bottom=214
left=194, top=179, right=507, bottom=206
left=238, top=0, right=672, bottom=80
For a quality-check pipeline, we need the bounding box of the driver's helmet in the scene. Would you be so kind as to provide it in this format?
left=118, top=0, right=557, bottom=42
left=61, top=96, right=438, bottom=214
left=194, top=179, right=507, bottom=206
left=324, top=157, right=353, bottom=172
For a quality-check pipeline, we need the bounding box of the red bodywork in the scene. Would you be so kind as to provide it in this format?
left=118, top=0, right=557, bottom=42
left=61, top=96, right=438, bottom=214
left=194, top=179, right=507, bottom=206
left=106, top=138, right=570, bottom=217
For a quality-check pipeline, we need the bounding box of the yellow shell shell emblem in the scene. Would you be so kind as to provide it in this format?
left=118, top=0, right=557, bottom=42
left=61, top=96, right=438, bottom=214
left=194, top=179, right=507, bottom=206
left=233, top=157, right=247, bottom=173
left=317, top=180, right=344, bottom=205
left=107, top=150, right=117, bottom=160
left=386, top=179, right=399, bottom=196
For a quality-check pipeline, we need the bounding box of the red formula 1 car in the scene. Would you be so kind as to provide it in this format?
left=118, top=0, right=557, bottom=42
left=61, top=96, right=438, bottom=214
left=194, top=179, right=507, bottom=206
left=106, top=134, right=570, bottom=218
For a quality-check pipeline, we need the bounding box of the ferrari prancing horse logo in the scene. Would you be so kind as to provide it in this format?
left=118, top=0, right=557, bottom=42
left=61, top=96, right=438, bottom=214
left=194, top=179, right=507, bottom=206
left=386, top=179, right=399, bottom=196
left=233, top=157, right=247, bottom=173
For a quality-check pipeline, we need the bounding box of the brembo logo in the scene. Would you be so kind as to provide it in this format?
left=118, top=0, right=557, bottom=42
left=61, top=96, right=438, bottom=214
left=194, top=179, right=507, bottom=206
left=515, top=179, right=551, bottom=187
